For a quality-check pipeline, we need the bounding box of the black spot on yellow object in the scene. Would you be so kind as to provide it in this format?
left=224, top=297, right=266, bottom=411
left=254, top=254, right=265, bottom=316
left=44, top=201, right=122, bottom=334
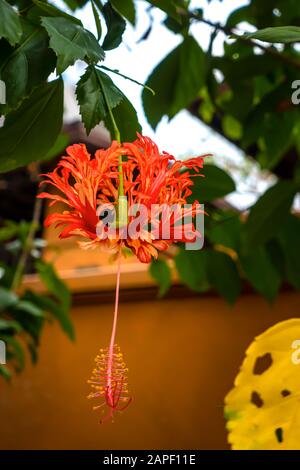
left=281, top=389, right=291, bottom=397
left=275, top=427, right=284, bottom=443
left=251, top=391, right=264, bottom=408
left=253, top=353, right=273, bottom=375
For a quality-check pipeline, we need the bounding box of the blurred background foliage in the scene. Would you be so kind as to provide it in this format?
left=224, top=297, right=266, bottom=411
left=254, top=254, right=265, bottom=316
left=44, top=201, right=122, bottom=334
left=0, top=0, right=300, bottom=381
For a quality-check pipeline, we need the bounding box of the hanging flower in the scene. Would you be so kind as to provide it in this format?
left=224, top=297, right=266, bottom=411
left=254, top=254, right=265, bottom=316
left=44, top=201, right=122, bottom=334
left=38, top=134, right=208, bottom=423
left=38, top=134, right=208, bottom=263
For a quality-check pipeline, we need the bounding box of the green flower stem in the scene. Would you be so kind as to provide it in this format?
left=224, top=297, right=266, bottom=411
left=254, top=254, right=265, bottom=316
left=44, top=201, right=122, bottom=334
left=11, top=167, right=42, bottom=291
left=98, top=74, right=124, bottom=198
left=97, top=65, right=155, bottom=96
left=98, top=73, right=126, bottom=227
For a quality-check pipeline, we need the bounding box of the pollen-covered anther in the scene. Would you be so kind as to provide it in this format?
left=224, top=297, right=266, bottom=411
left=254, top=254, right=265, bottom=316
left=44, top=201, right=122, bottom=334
left=88, top=344, right=132, bottom=423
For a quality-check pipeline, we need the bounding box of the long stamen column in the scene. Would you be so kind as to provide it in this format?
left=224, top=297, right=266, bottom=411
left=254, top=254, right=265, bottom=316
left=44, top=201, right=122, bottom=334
left=87, top=254, right=132, bottom=423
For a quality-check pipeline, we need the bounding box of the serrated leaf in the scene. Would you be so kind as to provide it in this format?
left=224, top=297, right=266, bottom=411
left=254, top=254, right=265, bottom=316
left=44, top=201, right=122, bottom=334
left=0, top=0, right=22, bottom=46
left=41, top=16, right=105, bottom=74
left=225, top=319, right=300, bottom=449
left=102, top=2, right=126, bottom=51
left=0, top=78, right=64, bottom=172
left=76, top=65, right=123, bottom=134
left=104, top=94, right=141, bottom=141
left=149, top=258, right=171, bottom=298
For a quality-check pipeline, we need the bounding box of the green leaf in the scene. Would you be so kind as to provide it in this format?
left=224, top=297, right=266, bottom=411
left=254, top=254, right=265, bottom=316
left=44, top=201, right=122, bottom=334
left=0, top=335, right=25, bottom=372
left=206, top=250, right=241, bottom=304
left=76, top=65, right=124, bottom=134
left=0, top=221, right=19, bottom=242
left=110, top=0, right=135, bottom=25
left=35, top=261, right=74, bottom=340
left=15, top=300, right=45, bottom=318
left=0, top=364, right=12, bottom=381
left=41, top=16, right=105, bottom=74
left=41, top=132, right=70, bottom=162
left=222, top=115, right=242, bottom=140
left=148, top=0, right=181, bottom=21
left=0, top=51, right=27, bottom=113
left=0, top=287, right=18, bottom=310
left=278, top=215, right=300, bottom=291
left=242, top=83, right=289, bottom=149
left=175, top=249, right=209, bottom=293
left=102, top=2, right=126, bottom=51
left=0, top=318, right=21, bottom=332
left=143, top=36, right=205, bottom=129
left=0, top=78, right=64, bottom=172
left=63, top=0, right=90, bottom=10
left=104, top=94, right=141, bottom=141
left=0, top=19, right=56, bottom=114
left=188, top=165, right=236, bottom=203
left=0, top=0, right=22, bottom=46
left=245, top=26, right=300, bottom=44
left=149, top=259, right=171, bottom=298
left=209, top=214, right=241, bottom=252
left=240, top=246, right=281, bottom=302
left=27, top=341, right=39, bottom=364
left=245, top=181, right=297, bottom=250
left=31, top=0, right=83, bottom=25
left=259, top=112, right=295, bottom=170
left=226, top=5, right=253, bottom=28
left=91, top=0, right=102, bottom=40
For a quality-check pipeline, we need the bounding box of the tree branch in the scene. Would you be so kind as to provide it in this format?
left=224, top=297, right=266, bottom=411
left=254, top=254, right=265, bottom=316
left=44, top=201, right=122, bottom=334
left=11, top=166, right=43, bottom=292
left=184, top=10, right=300, bottom=71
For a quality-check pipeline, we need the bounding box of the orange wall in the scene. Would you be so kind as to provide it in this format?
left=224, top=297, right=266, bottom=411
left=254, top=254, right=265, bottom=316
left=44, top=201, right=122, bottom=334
left=0, top=290, right=299, bottom=450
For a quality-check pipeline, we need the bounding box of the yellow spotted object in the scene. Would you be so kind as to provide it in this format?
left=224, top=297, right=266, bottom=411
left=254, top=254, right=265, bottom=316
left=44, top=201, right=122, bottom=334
left=225, top=319, right=300, bottom=450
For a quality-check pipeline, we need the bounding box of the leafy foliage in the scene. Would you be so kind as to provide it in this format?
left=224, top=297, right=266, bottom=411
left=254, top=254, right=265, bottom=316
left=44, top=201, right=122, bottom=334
left=101, top=2, right=126, bottom=50
left=187, top=165, right=236, bottom=203
left=0, top=221, right=74, bottom=381
left=149, top=259, right=171, bottom=298
left=42, top=16, right=105, bottom=74
left=245, top=26, right=300, bottom=44
left=76, top=66, right=123, bottom=134
left=142, top=36, right=205, bottom=129
left=0, top=0, right=22, bottom=46
left=0, top=79, right=64, bottom=172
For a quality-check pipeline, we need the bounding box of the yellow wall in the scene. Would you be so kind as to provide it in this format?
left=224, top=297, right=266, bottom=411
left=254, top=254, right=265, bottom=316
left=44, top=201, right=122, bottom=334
left=0, top=290, right=299, bottom=450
